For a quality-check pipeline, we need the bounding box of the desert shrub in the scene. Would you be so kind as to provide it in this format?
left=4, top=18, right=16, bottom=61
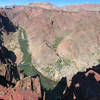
left=97, top=59, right=100, bottom=63
left=56, top=57, right=73, bottom=72
left=63, top=58, right=72, bottom=66
left=51, top=37, right=63, bottom=51
left=56, top=58, right=63, bottom=69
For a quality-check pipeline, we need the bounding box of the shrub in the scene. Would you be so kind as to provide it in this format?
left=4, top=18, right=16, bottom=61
left=56, top=58, right=63, bottom=71
left=51, top=37, right=63, bottom=51
left=97, top=59, right=100, bottom=63
left=63, top=58, right=72, bottom=66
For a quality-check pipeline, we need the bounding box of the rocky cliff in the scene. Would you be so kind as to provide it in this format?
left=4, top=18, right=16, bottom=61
left=3, top=4, right=100, bottom=81
left=0, top=3, right=100, bottom=100
left=0, top=10, right=42, bottom=100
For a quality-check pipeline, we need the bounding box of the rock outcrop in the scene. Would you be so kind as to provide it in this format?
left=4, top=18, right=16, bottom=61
left=0, top=75, right=42, bottom=100
left=15, top=76, right=42, bottom=98
left=0, top=85, right=38, bottom=100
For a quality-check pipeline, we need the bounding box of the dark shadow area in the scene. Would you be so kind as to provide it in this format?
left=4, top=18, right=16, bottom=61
left=0, top=12, right=17, bottom=34
left=5, top=62, right=20, bottom=82
left=0, top=75, right=15, bottom=87
left=86, top=64, right=100, bottom=74
left=0, top=12, right=19, bottom=87
left=44, top=77, right=67, bottom=100
left=0, top=46, right=16, bottom=64
left=0, top=31, right=3, bottom=46
left=63, top=64, right=100, bottom=100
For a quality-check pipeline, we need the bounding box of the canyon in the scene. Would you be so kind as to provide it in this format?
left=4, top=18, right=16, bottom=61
left=4, top=3, right=100, bottom=81
left=0, top=3, right=100, bottom=100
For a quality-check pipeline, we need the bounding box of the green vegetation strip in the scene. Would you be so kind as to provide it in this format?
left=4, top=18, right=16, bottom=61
left=18, top=27, right=58, bottom=90
left=51, top=37, right=63, bottom=51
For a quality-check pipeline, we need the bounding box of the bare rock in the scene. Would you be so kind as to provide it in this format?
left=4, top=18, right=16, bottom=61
left=57, top=39, right=78, bottom=58
left=0, top=85, right=38, bottom=100
left=15, top=76, right=42, bottom=98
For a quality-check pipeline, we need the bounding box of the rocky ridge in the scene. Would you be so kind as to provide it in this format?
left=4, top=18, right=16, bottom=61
left=62, top=4, right=100, bottom=11
left=29, top=2, right=58, bottom=9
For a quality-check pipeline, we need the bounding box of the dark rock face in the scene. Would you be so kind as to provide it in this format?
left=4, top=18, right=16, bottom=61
left=0, top=10, right=19, bottom=85
left=72, top=71, right=100, bottom=100
left=0, top=12, right=17, bottom=33
left=0, top=11, right=20, bottom=86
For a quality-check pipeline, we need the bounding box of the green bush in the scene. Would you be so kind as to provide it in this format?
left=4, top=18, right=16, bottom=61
left=56, top=57, right=72, bottom=71
left=63, top=58, right=72, bottom=66
left=56, top=58, right=63, bottom=70
left=97, top=59, right=100, bottom=63
left=52, top=37, right=63, bottom=51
